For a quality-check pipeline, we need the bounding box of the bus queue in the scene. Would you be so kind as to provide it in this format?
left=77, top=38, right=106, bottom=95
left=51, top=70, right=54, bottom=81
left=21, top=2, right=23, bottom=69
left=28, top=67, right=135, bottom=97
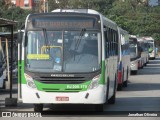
left=0, top=9, right=157, bottom=112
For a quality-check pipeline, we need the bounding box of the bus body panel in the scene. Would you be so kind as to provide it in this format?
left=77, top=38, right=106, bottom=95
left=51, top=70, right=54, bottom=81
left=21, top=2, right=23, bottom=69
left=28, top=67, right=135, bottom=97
left=130, top=58, right=139, bottom=71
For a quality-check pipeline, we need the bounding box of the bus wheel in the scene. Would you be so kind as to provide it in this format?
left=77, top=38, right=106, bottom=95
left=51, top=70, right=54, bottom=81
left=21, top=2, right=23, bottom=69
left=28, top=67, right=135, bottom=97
left=108, top=76, right=116, bottom=104
left=131, top=70, right=137, bottom=75
left=123, top=69, right=128, bottom=87
left=34, top=104, right=43, bottom=112
left=117, top=84, right=122, bottom=91
left=2, top=81, right=6, bottom=89
left=94, top=104, right=104, bottom=112
left=105, top=78, right=109, bottom=104
left=123, top=80, right=128, bottom=87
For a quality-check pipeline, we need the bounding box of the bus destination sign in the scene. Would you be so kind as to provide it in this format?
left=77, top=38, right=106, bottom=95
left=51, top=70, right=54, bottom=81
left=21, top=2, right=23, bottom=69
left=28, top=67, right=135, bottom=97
left=32, top=19, right=94, bottom=29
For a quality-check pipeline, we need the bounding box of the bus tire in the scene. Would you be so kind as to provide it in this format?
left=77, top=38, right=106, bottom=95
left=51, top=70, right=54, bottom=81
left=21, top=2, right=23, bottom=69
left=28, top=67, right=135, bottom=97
left=123, top=80, right=128, bottom=87
left=105, top=78, right=109, bottom=104
left=34, top=104, right=43, bottom=112
left=131, top=70, right=137, bottom=75
left=2, top=81, right=6, bottom=89
left=94, top=104, right=104, bottom=112
left=117, top=84, right=122, bottom=91
left=108, top=93, right=116, bottom=104
left=123, top=69, right=128, bottom=87
left=108, top=76, right=116, bottom=104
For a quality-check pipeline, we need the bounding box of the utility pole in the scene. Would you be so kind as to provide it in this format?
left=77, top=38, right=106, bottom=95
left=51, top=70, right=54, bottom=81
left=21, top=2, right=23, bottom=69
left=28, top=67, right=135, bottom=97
left=44, top=0, right=45, bottom=13
left=44, top=0, right=48, bottom=13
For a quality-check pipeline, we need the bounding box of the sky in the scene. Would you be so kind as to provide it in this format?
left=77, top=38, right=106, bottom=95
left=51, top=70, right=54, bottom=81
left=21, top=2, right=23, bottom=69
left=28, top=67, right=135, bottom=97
left=149, top=0, right=158, bottom=6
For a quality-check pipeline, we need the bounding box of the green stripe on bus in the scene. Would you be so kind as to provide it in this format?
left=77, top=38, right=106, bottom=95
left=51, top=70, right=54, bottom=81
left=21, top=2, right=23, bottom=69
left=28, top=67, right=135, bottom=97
left=34, top=80, right=91, bottom=92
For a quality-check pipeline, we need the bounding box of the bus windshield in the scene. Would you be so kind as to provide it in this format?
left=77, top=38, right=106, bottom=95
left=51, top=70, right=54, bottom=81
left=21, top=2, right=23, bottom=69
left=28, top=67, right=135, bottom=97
left=129, top=44, right=137, bottom=59
left=129, top=38, right=138, bottom=59
left=148, top=42, right=154, bottom=49
left=25, top=30, right=100, bottom=73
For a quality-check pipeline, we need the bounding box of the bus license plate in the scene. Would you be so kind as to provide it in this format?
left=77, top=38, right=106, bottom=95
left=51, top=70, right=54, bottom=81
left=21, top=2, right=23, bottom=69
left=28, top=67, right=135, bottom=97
left=56, top=96, right=69, bottom=101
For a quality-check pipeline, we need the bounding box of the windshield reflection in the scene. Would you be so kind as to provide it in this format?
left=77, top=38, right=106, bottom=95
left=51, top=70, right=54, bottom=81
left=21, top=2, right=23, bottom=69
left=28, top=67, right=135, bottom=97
left=26, top=30, right=100, bottom=73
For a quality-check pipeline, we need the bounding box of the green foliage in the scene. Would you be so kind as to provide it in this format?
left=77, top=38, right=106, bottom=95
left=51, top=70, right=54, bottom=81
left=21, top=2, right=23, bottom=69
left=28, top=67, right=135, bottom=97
left=0, top=0, right=33, bottom=31
left=108, top=0, right=160, bottom=41
left=0, top=0, right=159, bottom=41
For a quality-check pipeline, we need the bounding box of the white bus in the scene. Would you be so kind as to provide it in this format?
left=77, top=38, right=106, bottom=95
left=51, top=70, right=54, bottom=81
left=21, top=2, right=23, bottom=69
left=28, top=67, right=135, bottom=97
left=129, top=35, right=141, bottom=74
left=143, top=37, right=156, bottom=60
left=18, top=9, right=119, bottom=112
left=137, top=37, right=149, bottom=66
left=117, top=27, right=130, bottom=90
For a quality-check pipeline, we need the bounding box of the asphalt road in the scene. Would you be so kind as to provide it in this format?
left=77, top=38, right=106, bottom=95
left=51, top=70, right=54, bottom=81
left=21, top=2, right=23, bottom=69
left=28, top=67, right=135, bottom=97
left=0, top=57, right=160, bottom=119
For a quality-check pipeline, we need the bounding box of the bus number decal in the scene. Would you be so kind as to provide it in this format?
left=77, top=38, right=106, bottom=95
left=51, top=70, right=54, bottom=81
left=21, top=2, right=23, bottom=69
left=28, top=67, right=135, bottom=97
left=67, top=85, right=87, bottom=89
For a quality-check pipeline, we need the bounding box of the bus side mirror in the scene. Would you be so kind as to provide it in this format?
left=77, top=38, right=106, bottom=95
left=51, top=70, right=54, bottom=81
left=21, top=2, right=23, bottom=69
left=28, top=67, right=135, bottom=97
left=18, top=31, right=23, bottom=44
left=24, top=35, right=28, bottom=47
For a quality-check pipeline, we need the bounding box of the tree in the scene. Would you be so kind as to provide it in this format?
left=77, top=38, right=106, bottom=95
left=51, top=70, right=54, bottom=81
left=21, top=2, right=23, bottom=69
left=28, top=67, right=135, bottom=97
left=107, top=0, right=160, bottom=41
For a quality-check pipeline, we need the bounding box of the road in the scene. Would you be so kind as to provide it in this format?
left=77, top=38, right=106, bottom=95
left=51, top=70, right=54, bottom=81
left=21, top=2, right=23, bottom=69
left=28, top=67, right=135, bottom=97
left=0, top=58, right=160, bottom=119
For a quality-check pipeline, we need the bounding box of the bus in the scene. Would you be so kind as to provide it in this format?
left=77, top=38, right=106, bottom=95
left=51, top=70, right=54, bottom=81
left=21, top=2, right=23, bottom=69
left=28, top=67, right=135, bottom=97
left=143, top=37, right=156, bottom=60
left=129, top=35, right=141, bottom=75
left=18, top=9, right=119, bottom=112
left=117, top=27, right=130, bottom=90
left=0, top=38, right=5, bottom=88
left=137, top=37, right=149, bottom=66
left=0, top=33, right=18, bottom=89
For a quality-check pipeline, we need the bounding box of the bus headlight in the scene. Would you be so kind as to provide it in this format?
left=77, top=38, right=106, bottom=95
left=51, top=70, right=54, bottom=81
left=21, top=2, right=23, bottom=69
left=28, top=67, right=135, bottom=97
left=24, top=73, right=37, bottom=89
left=89, top=75, right=100, bottom=89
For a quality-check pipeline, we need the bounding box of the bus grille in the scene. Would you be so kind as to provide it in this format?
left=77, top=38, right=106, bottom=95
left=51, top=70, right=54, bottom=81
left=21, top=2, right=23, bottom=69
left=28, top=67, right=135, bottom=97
left=35, top=77, right=87, bottom=84
left=42, top=88, right=83, bottom=92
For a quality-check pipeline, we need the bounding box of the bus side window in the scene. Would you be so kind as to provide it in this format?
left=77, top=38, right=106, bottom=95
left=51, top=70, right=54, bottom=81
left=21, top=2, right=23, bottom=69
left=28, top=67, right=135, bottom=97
left=116, top=31, right=119, bottom=55
left=104, top=26, right=109, bottom=58
left=108, top=28, right=112, bottom=56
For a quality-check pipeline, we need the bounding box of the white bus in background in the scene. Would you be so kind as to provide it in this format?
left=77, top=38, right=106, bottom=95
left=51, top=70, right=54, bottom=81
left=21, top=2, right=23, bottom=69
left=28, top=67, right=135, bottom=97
left=143, top=37, right=156, bottom=60
left=137, top=37, right=149, bottom=66
left=129, top=35, right=141, bottom=75
left=117, top=27, right=130, bottom=90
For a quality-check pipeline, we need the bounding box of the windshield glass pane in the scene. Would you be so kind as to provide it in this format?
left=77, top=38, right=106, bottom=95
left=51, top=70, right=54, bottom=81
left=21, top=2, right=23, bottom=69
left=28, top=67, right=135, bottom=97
left=26, top=30, right=100, bottom=73
left=129, top=44, right=137, bottom=59
left=148, top=43, right=154, bottom=49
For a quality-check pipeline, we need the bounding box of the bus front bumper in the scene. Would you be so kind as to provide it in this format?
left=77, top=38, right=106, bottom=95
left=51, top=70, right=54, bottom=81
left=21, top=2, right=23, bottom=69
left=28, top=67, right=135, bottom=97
left=130, top=60, right=138, bottom=71
left=21, top=84, right=106, bottom=104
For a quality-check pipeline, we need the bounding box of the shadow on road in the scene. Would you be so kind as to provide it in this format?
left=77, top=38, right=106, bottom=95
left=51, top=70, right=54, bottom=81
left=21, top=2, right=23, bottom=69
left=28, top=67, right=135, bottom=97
left=123, top=82, right=160, bottom=91
left=137, top=58, right=160, bottom=75
left=107, top=97, right=160, bottom=111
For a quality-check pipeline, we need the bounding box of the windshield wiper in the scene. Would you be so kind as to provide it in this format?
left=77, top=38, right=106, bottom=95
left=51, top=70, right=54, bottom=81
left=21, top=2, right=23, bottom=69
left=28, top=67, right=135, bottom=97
left=75, top=28, right=86, bottom=51
left=42, top=28, right=49, bottom=47
left=42, top=28, right=51, bottom=55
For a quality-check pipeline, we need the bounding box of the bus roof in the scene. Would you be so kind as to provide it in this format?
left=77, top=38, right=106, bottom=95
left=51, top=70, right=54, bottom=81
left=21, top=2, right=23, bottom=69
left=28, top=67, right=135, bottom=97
left=142, top=37, right=154, bottom=41
left=118, top=27, right=128, bottom=34
left=52, top=9, right=100, bottom=15
left=129, top=35, right=137, bottom=38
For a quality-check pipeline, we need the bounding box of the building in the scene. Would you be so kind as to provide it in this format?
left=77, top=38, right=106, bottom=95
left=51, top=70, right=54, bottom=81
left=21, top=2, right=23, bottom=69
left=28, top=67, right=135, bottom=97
left=121, top=0, right=149, bottom=6
left=149, top=0, right=159, bottom=6
left=11, top=0, right=48, bottom=12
